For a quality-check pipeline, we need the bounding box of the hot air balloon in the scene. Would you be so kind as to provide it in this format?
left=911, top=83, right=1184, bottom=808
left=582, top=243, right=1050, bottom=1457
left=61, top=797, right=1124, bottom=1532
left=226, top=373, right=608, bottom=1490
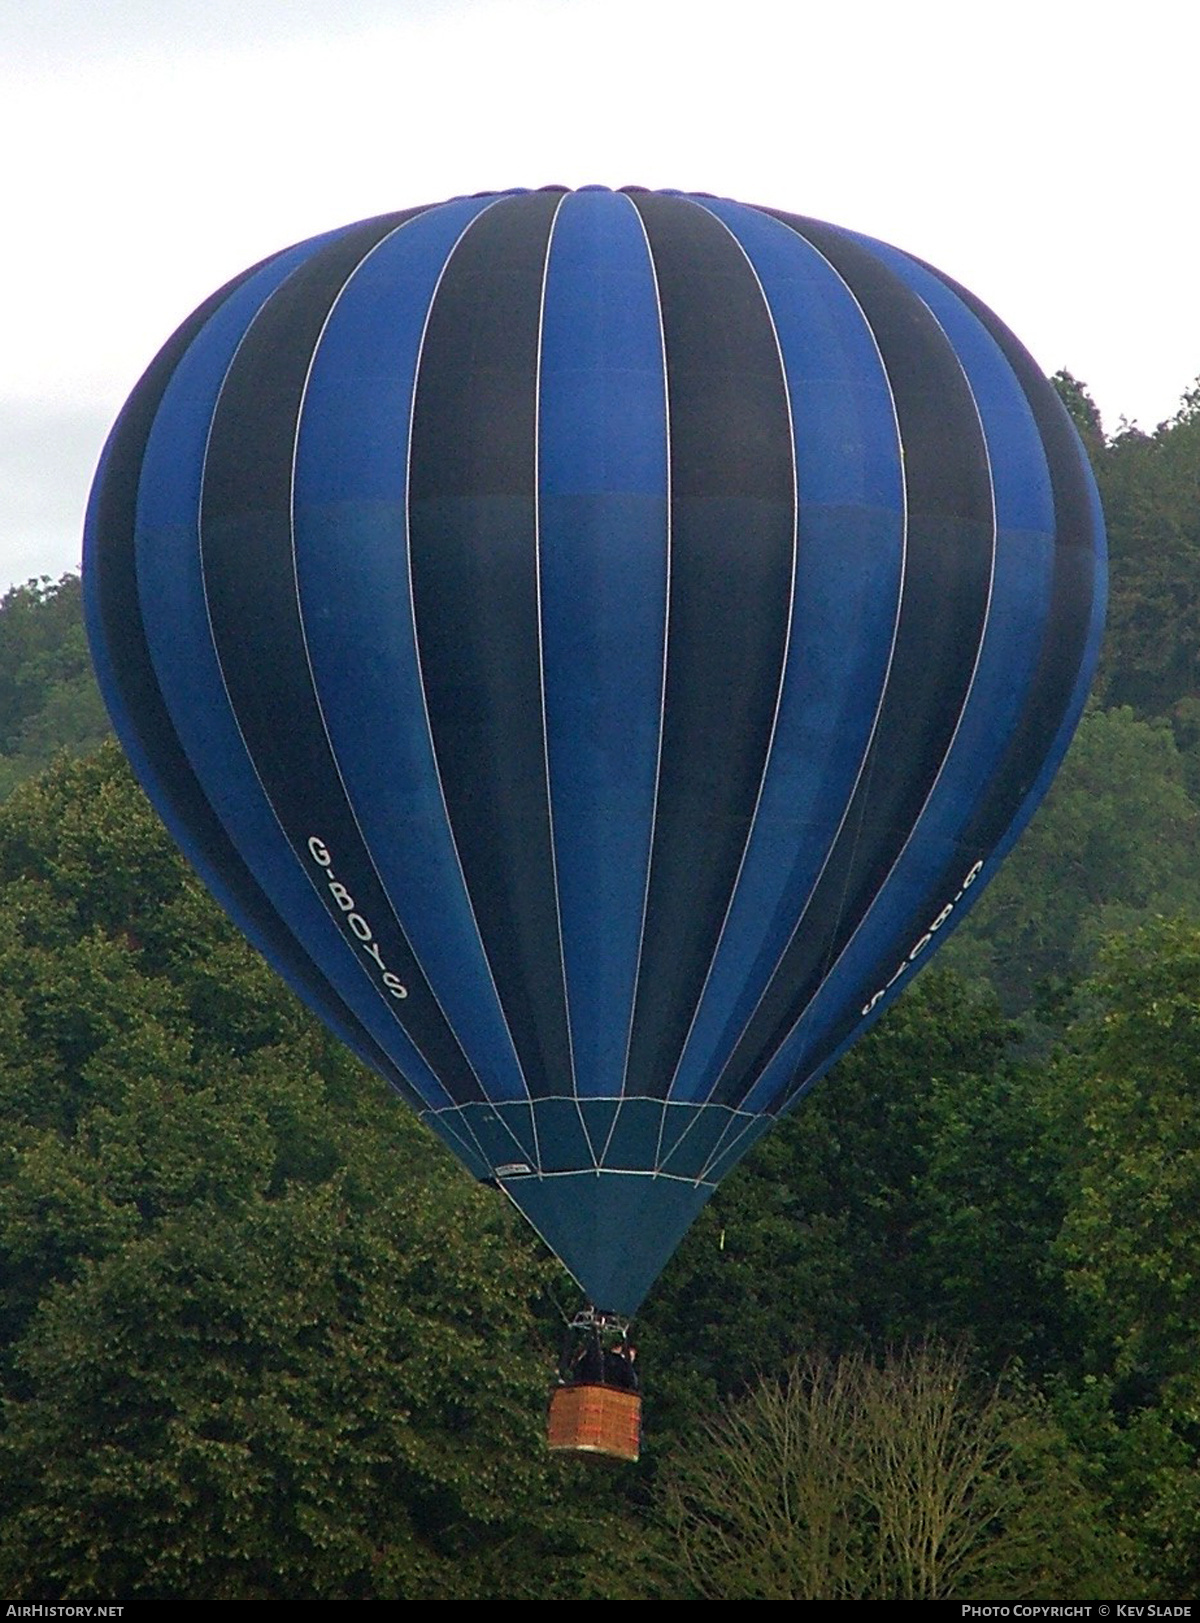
left=85, top=186, right=1105, bottom=1458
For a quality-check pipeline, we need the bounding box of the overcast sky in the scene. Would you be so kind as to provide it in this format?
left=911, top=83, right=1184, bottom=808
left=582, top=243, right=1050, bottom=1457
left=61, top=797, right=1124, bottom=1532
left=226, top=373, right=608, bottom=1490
left=2, top=0, right=1196, bottom=594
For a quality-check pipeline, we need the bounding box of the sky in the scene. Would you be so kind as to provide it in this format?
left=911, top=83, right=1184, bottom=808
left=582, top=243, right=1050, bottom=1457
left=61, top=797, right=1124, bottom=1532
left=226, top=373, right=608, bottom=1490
left=2, top=0, right=1197, bottom=595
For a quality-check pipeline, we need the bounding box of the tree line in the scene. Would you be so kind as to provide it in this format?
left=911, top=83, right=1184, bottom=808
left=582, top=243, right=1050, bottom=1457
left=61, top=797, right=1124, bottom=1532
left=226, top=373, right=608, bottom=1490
left=1, top=374, right=1199, bottom=1597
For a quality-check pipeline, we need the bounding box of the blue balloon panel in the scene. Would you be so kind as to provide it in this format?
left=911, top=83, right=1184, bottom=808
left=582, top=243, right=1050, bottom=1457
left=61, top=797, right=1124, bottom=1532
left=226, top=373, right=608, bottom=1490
left=85, top=188, right=1105, bottom=1314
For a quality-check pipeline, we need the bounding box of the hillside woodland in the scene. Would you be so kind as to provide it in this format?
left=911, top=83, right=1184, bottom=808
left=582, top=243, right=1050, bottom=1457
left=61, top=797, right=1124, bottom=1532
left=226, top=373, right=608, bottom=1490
left=1, top=376, right=1198, bottom=1598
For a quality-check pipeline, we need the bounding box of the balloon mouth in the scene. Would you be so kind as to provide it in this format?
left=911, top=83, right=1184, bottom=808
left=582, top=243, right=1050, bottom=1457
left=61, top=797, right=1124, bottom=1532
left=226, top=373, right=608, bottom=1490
left=494, top=1168, right=720, bottom=1317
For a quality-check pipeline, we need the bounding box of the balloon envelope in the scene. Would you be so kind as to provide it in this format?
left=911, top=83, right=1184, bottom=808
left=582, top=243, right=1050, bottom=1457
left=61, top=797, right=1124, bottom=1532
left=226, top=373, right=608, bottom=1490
left=85, top=187, right=1105, bottom=1314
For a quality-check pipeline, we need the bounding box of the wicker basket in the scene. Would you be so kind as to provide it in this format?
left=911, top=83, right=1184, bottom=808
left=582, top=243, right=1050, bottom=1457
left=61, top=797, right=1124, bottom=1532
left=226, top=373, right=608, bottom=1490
left=547, top=1383, right=642, bottom=1462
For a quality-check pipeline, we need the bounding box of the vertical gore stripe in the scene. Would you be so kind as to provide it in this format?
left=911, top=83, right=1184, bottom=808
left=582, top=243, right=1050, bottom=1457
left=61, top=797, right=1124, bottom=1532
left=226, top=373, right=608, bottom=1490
left=200, top=208, right=489, bottom=1106
left=290, top=195, right=533, bottom=1106
left=536, top=190, right=670, bottom=1099
left=914, top=262, right=1101, bottom=862
left=767, top=265, right=1102, bottom=1118
left=407, top=190, right=572, bottom=1100
left=716, top=211, right=995, bottom=1110
left=769, top=253, right=1095, bottom=1117
left=93, top=264, right=264, bottom=790
left=87, top=248, right=431, bottom=1110
left=624, top=191, right=794, bottom=1100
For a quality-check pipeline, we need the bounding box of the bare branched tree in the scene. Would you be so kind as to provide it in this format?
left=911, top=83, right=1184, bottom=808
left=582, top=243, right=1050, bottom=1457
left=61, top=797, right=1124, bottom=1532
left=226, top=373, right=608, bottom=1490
left=659, top=1343, right=1129, bottom=1600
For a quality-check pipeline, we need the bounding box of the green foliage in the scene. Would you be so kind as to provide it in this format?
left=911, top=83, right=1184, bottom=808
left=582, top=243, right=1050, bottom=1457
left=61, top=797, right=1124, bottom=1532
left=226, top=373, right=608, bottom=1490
left=1039, top=375, right=1200, bottom=727
left=7, top=370, right=1200, bottom=1595
left=1045, top=920, right=1200, bottom=1589
left=640, top=971, right=1072, bottom=1443
left=1051, top=370, right=1106, bottom=466
left=1092, top=383, right=1200, bottom=717
left=924, top=377, right=1200, bottom=1011
left=0, top=749, right=623, bottom=1599
left=0, top=575, right=109, bottom=798
left=947, top=705, right=1200, bottom=1009
left=1, top=1160, right=600, bottom=1599
left=657, top=1344, right=1132, bottom=1600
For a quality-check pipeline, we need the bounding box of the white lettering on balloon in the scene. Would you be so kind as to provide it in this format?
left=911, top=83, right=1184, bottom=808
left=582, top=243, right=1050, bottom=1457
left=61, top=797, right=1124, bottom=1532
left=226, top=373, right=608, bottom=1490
left=860, top=860, right=983, bottom=1017
left=307, top=836, right=408, bottom=999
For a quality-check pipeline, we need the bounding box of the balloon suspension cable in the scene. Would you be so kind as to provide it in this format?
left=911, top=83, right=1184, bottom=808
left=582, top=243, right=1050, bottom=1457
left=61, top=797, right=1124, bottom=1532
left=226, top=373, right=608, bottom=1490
left=556, top=1303, right=640, bottom=1395
left=567, top=1304, right=632, bottom=1342
left=547, top=1277, right=580, bottom=1327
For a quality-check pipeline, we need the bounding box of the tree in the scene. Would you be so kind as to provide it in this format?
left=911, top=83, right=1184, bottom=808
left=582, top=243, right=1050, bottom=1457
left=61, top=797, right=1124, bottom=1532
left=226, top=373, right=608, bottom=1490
left=638, top=970, right=1071, bottom=1443
left=0, top=747, right=626, bottom=1599
left=0, top=574, right=108, bottom=798
left=658, top=1343, right=1130, bottom=1600
left=1091, top=383, right=1200, bottom=718
left=0, top=1122, right=613, bottom=1600
left=946, top=705, right=1200, bottom=1010
left=1048, top=919, right=1200, bottom=1591
left=1051, top=371, right=1106, bottom=466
